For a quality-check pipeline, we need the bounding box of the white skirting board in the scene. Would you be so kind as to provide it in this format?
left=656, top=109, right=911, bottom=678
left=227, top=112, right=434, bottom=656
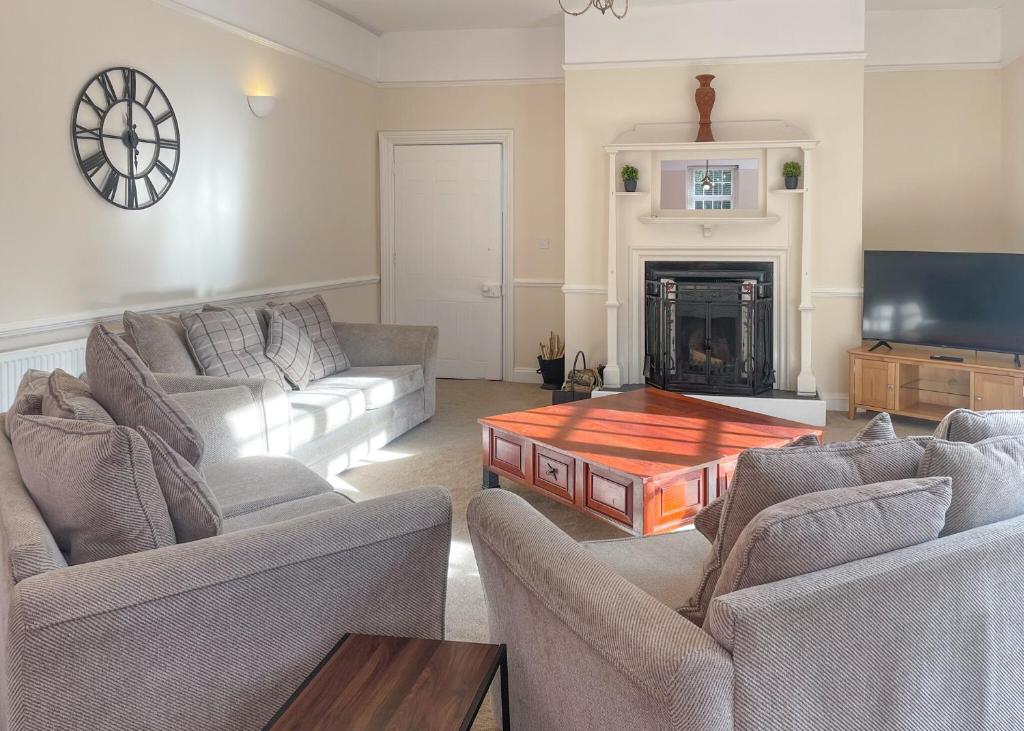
left=592, top=389, right=828, bottom=427
left=0, top=339, right=87, bottom=411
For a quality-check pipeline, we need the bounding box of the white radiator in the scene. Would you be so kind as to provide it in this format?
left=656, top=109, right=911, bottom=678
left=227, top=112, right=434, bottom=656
left=0, top=339, right=88, bottom=411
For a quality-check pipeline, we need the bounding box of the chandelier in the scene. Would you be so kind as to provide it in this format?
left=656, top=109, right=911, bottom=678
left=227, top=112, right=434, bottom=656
left=559, top=0, right=628, bottom=19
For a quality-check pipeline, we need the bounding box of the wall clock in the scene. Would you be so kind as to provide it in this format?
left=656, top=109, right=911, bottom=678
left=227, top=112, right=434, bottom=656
left=71, top=67, right=180, bottom=210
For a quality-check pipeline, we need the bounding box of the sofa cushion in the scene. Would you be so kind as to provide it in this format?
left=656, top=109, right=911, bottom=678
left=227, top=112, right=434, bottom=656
left=706, top=477, right=951, bottom=623
left=917, top=435, right=1024, bottom=536
left=686, top=438, right=928, bottom=623
left=3, top=370, right=47, bottom=441
left=854, top=411, right=898, bottom=441
left=86, top=324, right=204, bottom=466
left=314, top=365, right=424, bottom=410
left=583, top=529, right=710, bottom=610
left=181, top=308, right=288, bottom=388
left=123, top=311, right=200, bottom=375
left=41, top=369, right=114, bottom=425
left=10, top=415, right=175, bottom=564
left=287, top=386, right=367, bottom=446
left=264, top=309, right=315, bottom=390
left=267, top=294, right=349, bottom=379
left=203, top=455, right=333, bottom=518
left=137, top=427, right=222, bottom=542
left=222, top=492, right=352, bottom=532
left=934, top=409, right=1024, bottom=443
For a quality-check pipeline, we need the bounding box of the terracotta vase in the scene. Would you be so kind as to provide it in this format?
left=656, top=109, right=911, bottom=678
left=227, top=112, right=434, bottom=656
left=695, top=74, right=716, bottom=142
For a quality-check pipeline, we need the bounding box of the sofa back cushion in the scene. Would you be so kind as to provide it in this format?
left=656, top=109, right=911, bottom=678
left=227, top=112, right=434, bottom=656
left=123, top=311, right=200, bottom=376
left=10, top=415, right=175, bottom=565
left=181, top=308, right=288, bottom=388
left=267, top=295, right=349, bottom=380
left=3, top=370, right=48, bottom=442
left=137, top=427, right=222, bottom=542
left=41, top=369, right=114, bottom=425
left=854, top=411, right=898, bottom=441
left=686, top=438, right=927, bottom=623
left=707, top=477, right=951, bottom=621
left=264, top=309, right=315, bottom=389
left=86, top=324, right=204, bottom=466
left=935, top=409, right=1024, bottom=443
left=918, top=435, right=1024, bottom=536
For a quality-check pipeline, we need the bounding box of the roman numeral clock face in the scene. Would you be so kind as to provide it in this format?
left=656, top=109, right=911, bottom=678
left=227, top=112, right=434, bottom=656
left=71, top=67, right=180, bottom=209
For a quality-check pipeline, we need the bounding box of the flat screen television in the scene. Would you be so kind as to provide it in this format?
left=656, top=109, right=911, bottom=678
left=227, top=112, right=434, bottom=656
left=863, top=250, right=1024, bottom=355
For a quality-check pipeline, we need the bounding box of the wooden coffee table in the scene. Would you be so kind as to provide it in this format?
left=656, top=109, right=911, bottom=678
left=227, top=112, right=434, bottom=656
left=264, top=634, right=508, bottom=731
left=480, top=387, right=822, bottom=536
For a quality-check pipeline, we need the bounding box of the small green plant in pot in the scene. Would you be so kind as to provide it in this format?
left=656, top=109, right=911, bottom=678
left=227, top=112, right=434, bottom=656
left=621, top=164, right=639, bottom=193
left=783, top=161, right=802, bottom=190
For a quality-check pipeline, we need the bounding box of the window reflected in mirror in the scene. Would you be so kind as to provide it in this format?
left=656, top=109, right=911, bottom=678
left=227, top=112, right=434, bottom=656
left=659, top=158, right=760, bottom=211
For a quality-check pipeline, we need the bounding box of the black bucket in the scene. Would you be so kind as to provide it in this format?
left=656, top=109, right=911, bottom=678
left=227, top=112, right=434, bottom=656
left=536, top=356, right=565, bottom=391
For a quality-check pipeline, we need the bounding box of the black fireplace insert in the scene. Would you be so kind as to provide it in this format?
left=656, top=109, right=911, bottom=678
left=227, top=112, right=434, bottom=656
left=644, top=261, right=774, bottom=396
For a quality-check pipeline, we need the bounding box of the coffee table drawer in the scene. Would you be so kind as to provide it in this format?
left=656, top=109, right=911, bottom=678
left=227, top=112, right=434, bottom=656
left=654, top=469, right=706, bottom=524
left=584, top=466, right=634, bottom=529
left=533, top=447, right=574, bottom=503
left=488, top=430, right=527, bottom=479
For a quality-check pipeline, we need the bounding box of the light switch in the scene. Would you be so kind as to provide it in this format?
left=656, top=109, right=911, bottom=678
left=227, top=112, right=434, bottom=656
left=538, top=239, right=550, bottom=250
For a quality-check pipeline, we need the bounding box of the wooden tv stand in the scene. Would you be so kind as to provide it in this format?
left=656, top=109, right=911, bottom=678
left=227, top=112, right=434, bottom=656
left=849, top=345, right=1024, bottom=422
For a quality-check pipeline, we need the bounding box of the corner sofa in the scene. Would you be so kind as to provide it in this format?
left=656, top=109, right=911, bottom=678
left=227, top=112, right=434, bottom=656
left=0, top=312, right=450, bottom=730
left=123, top=312, right=439, bottom=477
left=469, top=410, right=1024, bottom=731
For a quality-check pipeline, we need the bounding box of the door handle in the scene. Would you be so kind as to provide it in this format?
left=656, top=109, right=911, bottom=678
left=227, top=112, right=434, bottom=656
left=481, top=283, right=502, bottom=298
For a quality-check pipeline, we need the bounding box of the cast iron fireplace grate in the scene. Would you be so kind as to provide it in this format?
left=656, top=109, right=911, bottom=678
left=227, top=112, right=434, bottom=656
left=644, top=261, right=774, bottom=396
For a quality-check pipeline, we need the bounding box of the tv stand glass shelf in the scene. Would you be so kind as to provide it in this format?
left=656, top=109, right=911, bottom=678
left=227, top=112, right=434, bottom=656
left=849, top=344, right=1024, bottom=422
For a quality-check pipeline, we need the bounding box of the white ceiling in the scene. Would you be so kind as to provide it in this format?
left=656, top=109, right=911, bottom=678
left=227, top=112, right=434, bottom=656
left=315, top=0, right=1007, bottom=35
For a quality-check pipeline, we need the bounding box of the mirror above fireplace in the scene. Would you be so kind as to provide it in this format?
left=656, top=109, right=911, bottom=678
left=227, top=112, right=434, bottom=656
left=658, top=157, right=761, bottom=212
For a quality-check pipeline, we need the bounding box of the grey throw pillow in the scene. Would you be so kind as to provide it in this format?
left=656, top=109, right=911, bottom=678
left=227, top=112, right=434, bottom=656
left=137, top=427, right=222, bottom=542
left=704, top=477, right=952, bottom=625
left=855, top=411, right=898, bottom=441
left=41, top=369, right=114, bottom=425
left=684, top=438, right=928, bottom=623
left=85, top=324, right=204, bottom=466
left=267, top=294, right=349, bottom=380
left=934, top=409, right=1024, bottom=443
left=10, top=415, right=175, bottom=564
left=182, top=308, right=288, bottom=388
left=264, top=309, right=315, bottom=389
left=917, top=435, right=1024, bottom=536
left=2, top=370, right=47, bottom=441
left=123, top=311, right=200, bottom=376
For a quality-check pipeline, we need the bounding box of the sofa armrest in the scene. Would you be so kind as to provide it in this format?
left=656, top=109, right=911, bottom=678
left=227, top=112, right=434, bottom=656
left=467, top=490, right=733, bottom=731
left=8, top=487, right=452, bottom=731
left=155, top=373, right=291, bottom=461
left=333, top=322, right=439, bottom=418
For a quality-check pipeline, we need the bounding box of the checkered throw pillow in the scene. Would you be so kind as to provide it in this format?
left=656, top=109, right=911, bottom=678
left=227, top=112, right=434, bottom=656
left=181, top=307, right=288, bottom=388
left=264, top=309, right=315, bottom=389
left=267, top=295, right=349, bottom=380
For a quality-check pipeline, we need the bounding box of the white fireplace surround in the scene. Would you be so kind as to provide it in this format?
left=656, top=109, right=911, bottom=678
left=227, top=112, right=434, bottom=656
left=603, top=121, right=820, bottom=400
left=627, top=248, right=789, bottom=390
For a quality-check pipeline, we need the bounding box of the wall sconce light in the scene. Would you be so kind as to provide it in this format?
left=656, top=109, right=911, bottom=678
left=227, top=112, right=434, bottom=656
left=246, top=95, right=276, bottom=118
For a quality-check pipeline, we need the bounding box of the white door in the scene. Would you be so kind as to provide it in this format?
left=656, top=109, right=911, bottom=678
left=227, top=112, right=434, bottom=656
left=392, top=144, right=503, bottom=380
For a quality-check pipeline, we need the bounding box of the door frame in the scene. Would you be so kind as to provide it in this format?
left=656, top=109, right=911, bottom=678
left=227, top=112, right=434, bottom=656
left=379, top=129, right=514, bottom=381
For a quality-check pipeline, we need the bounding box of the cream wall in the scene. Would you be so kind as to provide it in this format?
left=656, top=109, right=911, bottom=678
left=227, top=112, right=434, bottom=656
left=563, top=61, right=866, bottom=401
left=379, top=83, right=566, bottom=374
left=1005, top=57, right=1024, bottom=248
left=864, top=70, right=1005, bottom=252
left=0, top=0, right=380, bottom=351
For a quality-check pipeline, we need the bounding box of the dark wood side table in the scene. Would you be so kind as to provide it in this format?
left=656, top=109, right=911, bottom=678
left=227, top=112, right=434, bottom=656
left=264, top=634, right=509, bottom=731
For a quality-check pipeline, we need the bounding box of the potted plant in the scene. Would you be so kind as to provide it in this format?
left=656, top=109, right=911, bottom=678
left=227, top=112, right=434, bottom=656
left=783, top=161, right=802, bottom=190
left=621, top=164, right=639, bottom=193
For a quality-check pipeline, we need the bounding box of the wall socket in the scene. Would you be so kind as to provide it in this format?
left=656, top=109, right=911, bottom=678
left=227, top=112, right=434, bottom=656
left=537, top=239, right=550, bottom=250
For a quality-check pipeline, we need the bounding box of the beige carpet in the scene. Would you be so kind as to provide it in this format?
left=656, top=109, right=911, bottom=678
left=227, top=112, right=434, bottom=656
left=337, top=380, right=934, bottom=729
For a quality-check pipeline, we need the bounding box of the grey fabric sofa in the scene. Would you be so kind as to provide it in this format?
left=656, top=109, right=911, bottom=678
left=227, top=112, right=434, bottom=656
left=132, top=319, right=439, bottom=477
left=468, top=489, right=1024, bottom=731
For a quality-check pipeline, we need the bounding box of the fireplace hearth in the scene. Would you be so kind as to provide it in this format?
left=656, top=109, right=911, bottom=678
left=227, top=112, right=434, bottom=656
left=644, top=261, right=774, bottom=395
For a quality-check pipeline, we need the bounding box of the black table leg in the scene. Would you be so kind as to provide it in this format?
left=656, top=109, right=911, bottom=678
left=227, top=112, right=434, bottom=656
left=483, top=468, right=500, bottom=489
left=499, top=646, right=510, bottom=730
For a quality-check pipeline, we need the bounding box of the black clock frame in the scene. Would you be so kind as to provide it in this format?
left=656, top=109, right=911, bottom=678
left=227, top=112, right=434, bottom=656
left=71, top=66, right=180, bottom=210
